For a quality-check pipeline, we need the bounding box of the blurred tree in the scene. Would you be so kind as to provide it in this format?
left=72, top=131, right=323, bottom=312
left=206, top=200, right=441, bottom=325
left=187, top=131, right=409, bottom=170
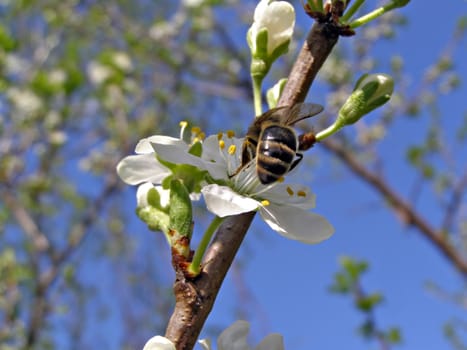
left=0, top=0, right=465, bottom=349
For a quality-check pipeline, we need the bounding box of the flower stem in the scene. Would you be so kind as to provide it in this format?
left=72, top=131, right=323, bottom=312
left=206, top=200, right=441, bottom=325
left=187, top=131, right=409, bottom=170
left=252, top=75, right=263, bottom=116
left=349, top=1, right=401, bottom=28
left=340, top=0, right=366, bottom=23
left=187, top=215, right=225, bottom=276
left=315, top=117, right=343, bottom=141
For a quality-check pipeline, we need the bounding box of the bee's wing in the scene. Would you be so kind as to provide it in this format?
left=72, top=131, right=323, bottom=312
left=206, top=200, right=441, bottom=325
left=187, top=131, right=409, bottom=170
left=250, top=103, right=323, bottom=128
left=283, top=103, right=324, bottom=125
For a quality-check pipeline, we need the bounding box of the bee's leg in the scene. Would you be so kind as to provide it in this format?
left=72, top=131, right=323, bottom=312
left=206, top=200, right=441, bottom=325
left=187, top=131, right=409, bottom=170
left=298, top=132, right=316, bottom=151
left=289, top=153, right=303, bottom=172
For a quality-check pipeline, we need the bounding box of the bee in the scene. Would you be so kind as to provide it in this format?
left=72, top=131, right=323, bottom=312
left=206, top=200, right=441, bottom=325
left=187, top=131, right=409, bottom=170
left=241, top=103, right=323, bottom=185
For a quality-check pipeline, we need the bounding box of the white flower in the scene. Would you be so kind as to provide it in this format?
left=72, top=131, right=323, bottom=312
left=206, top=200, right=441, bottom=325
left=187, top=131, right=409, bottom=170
left=116, top=133, right=203, bottom=205
left=183, top=0, right=204, bottom=7
left=151, top=133, right=334, bottom=244
left=116, top=135, right=185, bottom=186
left=247, top=0, right=295, bottom=58
left=117, top=127, right=333, bottom=244
left=199, top=320, right=284, bottom=350
left=7, top=88, right=43, bottom=116
left=112, top=52, right=133, bottom=72
left=142, top=335, right=175, bottom=350
left=87, top=61, right=112, bottom=85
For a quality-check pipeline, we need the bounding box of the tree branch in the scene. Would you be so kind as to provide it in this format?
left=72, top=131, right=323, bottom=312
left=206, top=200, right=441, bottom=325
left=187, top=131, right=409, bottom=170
left=320, top=138, right=467, bottom=276
left=164, top=21, right=339, bottom=350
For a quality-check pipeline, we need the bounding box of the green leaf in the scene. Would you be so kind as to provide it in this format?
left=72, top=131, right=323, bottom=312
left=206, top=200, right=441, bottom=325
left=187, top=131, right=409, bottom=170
left=158, top=157, right=207, bottom=195
left=356, top=292, right=383, bottom=312
left=169, top=179, right=193, bottom=238
left=386, top=327, right=402, bottom=343
left=0, top=25, right=17, bottom=51
left=31, top=70, right=63, bottom=98
left=268, top=38, right=291, bottom=66
left=358, top=320, right=375, bottom=339
left=329, top=272, right=352, bottom=293
left=340, top=256, right=368, bottom=280
left=136, top=206, right=170, bottom=235
left=406, top=146, right=423, bottom=165
left=188, top=141, right=203, bottom=157
left=255, top=27, right=269, bottom=59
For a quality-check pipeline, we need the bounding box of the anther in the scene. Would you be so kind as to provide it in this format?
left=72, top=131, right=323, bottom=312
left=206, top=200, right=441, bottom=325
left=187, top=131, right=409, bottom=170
left=226, top=130, right=235, bottom=138
left=261, top=200, right=270, bottom=206
left=219, top=140, right=225, bottom=149
left=286, top=186, right=294, bottom=196
left=297, top=190, right=306, bottom=197
left=228, top=145, right=236, bottom=155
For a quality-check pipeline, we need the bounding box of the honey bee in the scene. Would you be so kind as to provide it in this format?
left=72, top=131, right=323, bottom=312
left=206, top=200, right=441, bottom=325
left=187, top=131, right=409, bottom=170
left=241, top=103, right=323, bottom=184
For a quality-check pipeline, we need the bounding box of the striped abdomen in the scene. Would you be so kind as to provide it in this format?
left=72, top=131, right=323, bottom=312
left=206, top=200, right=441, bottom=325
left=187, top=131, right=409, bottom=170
left=256, top=125, right=297, bottom=184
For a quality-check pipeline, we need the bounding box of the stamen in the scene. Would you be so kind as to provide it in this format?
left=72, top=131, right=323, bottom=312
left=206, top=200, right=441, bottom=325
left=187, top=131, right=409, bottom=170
left=261, top=200, right=270, bottom=206
left=179, top=121, right=188, bottom=140
left=286, top=186, right=294, bottom=196
left=297, top=190, right=307, bottom=197
left=198, top=132, right=206, bottom=140
left=217, top=132, right=223, bottom=140
left=277, top=176, right=285, bottom=183
left=228, top=145, right=236, bottom=155
left=219, top=140, right=225, bottom=149
left=191, top=126, right=201, bottom=134
left=226, top=130, right=235, bottom=138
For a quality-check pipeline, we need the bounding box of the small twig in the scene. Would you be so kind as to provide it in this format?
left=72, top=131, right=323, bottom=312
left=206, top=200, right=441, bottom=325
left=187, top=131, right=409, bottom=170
left=321, top=138, right=467, bottom=276
left=440, top=168, right=467, bottom=236
left=2, top=190, right=50, bottom=253
left=23, top=175, right=120, bottom=348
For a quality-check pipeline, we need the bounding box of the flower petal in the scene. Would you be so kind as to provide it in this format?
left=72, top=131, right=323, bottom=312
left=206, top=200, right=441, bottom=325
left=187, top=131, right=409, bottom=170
left=136, top=182, right=154, bottom=207
left=142, top=335, right=176, bottom=350
left=152, top=141, right=229, bottom=180
left=217, top=320, right=250, bottom=350
left=135, top=135, right=185, bottom=154
left=202, top=184, right=259, bottom=217
left=259, top=204, right=334, bottom=244
left=201, top=135, right=226, bottom=164
left=116, top=154, right=170, bottom=185
left=198, top=339, right=212, bottom=350
left=263, top=183, right=316, bottom=209
left=255, top=333, right=284, bottom=350
left=151, top=142, right=207, bottom=168
left=255, top=0, right=295, bottom=55
left=202, top=135, right=244, bottom=171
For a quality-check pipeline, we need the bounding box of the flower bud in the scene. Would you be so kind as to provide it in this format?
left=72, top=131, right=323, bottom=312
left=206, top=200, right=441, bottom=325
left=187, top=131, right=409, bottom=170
left=169, top=179, right=193, bottom=239
left=391, top=0, right=410, bottom=8
left=338, top=73, right=394, bottom=126
left=315, top=73, right=394, bottom=141
left=247, top=0, right=295, bottom=64
left=136, top=184, right=171, bottom=235
left=266, top=78, right=287, bottom=108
